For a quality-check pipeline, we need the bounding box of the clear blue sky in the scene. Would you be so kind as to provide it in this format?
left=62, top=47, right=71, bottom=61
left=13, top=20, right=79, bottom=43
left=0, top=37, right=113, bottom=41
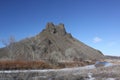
left=0, top=0, right=120, bottom=56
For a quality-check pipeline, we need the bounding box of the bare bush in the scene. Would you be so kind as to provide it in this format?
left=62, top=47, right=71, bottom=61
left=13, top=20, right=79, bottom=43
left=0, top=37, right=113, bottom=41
left=1, top=36, right=16, bottom=60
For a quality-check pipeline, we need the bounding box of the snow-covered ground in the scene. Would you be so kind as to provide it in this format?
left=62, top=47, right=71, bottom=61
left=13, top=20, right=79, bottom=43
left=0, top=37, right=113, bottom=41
left=0, top=62, right=119, bottom=80
left=0, top=64, right=96, bottom=74
left=0, top=61, right=114, bottom=74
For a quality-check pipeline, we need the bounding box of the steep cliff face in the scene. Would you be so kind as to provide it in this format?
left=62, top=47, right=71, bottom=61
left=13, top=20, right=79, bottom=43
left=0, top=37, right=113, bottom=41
left=0, top=23, right=104, bottom=61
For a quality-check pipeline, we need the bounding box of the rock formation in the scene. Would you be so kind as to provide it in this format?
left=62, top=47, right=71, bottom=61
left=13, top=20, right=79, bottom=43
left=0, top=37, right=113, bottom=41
left=0, top=23, right=104, bottom=61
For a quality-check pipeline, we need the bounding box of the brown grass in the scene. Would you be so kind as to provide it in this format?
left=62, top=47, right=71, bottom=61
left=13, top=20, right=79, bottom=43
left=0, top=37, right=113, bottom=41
left=57, top=60, right=95, bottom=68
left=0, top=60, right=53, bottom=70
left=0, top=60, right=95, bottom=70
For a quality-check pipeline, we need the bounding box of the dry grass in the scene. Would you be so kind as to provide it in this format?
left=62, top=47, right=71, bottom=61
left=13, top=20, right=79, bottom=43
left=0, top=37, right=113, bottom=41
left=0, top=60, right=120, bottom=80
left=0, top=60, right=53, bottom=70
left=57, top=60, right=95, bottom=68
left=0, top=60, right=95, bottom=70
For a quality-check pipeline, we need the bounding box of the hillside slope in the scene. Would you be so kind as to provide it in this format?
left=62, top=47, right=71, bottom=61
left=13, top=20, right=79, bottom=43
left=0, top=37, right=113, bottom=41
left=0, top=23, right=104, bottom=61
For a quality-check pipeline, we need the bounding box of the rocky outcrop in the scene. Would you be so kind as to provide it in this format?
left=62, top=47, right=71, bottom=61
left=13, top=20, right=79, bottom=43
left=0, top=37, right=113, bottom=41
left=0, top=23, right=104, bottom=61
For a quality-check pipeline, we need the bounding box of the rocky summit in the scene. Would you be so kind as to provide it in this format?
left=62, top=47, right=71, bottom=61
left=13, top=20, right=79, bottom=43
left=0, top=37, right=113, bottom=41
left=0, top=23, right=104, bottom=61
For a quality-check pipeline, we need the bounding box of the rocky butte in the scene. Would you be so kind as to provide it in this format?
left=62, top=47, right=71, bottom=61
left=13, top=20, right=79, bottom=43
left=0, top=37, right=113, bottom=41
left=0, top=23, right=104, bottom=62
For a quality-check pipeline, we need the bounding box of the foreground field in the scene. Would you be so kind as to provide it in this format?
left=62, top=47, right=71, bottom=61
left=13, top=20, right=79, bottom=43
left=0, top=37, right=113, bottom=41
left=0, top=59, right=120, bottom=80
left=0, top=60, right=95, bottom=70
left=0, top=63, right=120, bottom=80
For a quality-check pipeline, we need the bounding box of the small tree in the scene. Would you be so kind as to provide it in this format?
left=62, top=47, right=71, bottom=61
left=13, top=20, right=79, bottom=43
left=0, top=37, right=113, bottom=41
left=0, top=36, right=32, bottom=80
left=1, top=36, right=16, bottom=60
